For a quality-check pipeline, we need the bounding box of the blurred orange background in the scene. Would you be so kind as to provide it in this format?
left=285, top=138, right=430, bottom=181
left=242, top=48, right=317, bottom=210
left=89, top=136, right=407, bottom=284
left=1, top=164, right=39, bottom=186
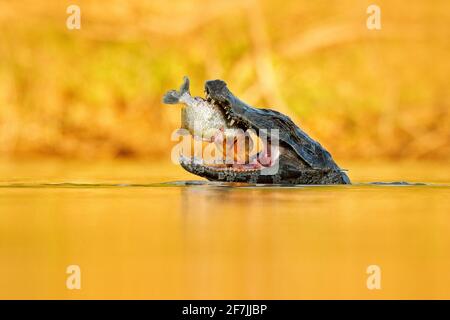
left=0, top=0, right=449, bottom=161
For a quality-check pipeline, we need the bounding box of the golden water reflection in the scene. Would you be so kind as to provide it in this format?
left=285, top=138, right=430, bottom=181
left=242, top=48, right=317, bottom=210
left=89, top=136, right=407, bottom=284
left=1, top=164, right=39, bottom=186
left=0, top=160, right=449, bottom=299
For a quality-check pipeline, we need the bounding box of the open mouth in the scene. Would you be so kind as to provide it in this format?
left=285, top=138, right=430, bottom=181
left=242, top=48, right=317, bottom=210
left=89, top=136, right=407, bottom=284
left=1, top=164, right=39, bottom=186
left=180, top=90, right=279, bottom=173
left=204, top=89, right=241, bottom=128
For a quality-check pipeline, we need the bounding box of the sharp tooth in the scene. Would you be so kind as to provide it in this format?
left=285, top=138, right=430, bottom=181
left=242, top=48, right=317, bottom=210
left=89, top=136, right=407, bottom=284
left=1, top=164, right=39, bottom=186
left=229, top=119, right=235, bottom=126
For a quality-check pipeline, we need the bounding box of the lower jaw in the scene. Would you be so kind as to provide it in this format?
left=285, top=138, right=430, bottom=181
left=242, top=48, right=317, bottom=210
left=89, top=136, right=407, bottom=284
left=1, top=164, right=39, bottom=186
left=180, top=156, right=269, bottom=172
left=206, top=163, right=263, bottom=172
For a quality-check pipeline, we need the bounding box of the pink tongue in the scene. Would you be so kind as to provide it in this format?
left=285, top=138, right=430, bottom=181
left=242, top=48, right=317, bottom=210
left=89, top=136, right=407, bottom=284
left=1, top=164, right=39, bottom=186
left=206, top=128, right=280, bottom=168
left=255, top=142, right=280, bottom=167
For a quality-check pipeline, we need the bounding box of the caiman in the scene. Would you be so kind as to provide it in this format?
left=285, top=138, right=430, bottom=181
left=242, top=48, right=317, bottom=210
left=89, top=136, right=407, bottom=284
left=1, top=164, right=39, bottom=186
left=163, top=77, right=350, bottom=185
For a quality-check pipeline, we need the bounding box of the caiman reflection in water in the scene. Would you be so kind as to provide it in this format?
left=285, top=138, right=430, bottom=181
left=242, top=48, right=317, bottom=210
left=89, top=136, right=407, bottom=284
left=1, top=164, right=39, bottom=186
left=0, top=161, right=449, bottom=299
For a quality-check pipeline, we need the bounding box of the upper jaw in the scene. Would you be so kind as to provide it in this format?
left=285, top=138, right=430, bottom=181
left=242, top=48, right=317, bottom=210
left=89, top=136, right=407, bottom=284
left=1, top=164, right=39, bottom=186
left=205, top=79, right=227, bottom=94
left=204, top=89, right=228, bottom=106
left=204, top=80, right=231, bottom=106
left=204, top=88, right=242, bottom=129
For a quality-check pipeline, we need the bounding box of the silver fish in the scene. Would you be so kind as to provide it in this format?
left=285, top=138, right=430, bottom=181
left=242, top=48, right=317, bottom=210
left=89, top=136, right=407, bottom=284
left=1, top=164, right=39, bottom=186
left=163, top=76, right=241, bottom=141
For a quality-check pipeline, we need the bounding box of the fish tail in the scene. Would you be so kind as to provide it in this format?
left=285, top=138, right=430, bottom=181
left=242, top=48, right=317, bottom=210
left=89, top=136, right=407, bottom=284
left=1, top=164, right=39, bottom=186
left=162, top=90, right=181, bottom=104
left=162, top=76, right=190, bottom=104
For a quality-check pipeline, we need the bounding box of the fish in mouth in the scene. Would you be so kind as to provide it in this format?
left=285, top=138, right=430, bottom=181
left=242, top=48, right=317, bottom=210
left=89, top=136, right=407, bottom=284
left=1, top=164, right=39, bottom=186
left=163, top=77, right=350, bottom=185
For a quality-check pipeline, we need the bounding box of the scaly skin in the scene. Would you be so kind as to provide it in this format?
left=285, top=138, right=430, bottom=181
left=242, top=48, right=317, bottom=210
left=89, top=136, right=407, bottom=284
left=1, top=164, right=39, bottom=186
left=168, top=78, right=351, bottom=185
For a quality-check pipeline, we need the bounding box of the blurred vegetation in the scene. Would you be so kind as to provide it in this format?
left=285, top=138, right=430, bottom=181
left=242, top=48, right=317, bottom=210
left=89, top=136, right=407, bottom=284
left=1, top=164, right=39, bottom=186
left=0, top=0, right=449, bottom=161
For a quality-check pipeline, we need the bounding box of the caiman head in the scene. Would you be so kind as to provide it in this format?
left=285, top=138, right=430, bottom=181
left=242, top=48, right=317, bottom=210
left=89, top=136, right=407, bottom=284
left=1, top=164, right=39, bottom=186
left=180, top=79, right=351, bottom=185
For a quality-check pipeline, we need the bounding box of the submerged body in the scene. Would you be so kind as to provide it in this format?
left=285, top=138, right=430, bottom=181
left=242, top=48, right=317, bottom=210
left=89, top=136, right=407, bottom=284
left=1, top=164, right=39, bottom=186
left=163, top=77, right=350, bottom=185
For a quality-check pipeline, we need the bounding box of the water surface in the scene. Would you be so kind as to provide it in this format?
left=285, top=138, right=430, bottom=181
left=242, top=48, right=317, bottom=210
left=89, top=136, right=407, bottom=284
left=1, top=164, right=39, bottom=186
left=0, top=160, right=449, bottom=299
